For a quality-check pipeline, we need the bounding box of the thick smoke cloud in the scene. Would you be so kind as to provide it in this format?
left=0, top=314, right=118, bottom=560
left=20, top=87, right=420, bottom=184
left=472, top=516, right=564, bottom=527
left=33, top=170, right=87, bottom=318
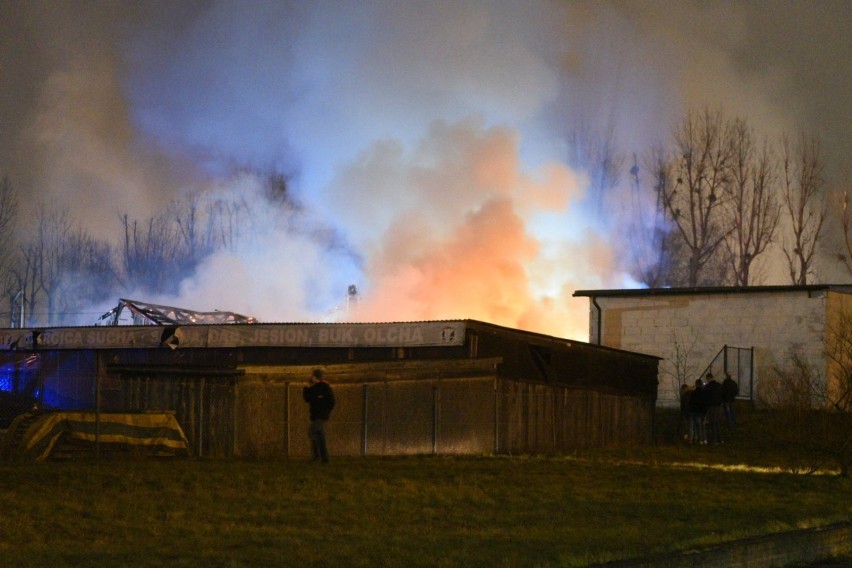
left=1, top=1, right=848, bottom=339
left=325, top=117, right=588, bottom=330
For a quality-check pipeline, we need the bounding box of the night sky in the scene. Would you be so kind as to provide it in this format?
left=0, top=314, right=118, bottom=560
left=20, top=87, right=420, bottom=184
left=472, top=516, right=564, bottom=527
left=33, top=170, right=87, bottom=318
left=1, top=1, right=849, bottom=339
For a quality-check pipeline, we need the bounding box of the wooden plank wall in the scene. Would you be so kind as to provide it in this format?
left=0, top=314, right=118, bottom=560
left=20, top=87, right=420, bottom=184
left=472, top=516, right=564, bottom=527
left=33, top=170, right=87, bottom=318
left=235, top=377, right=498, bottom=459
left=497, top=380, right=655, bottom=453
left=122, top=375, right=235, bottom=458
left=234, top=375, right=654, bottom=458
left=104, top=376, right=653, bottom=458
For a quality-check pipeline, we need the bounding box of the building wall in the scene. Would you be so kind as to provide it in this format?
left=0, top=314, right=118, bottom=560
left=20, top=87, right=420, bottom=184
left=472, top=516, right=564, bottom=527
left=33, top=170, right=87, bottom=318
left=1, top=320, right=660, bottom=457
left=117, top=373, right=236, bottom=458
left=496, top=381, right=654, bottom=452
left=590, top=290, right=831, bottom=407
left=234, top=364, right=655, bottom=459
left=236, top=374, right=499, bottom=458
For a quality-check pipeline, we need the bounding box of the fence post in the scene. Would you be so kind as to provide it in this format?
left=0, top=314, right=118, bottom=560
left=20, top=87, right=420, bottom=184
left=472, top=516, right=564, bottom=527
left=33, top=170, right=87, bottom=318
left=493, top=379, right=499, bottom=453
left=95, top=352, right=101, bottom=459
left=750, top=346, right=755, bottom=401
left=284, top=382, right=290, bottom=457
left=361, top=384, right=369, bottom=456
left=551, top=385, right=557, bottom=451
left=198, top=377, right=205, bottom=458
left=432, top=384, right=439, bottom=455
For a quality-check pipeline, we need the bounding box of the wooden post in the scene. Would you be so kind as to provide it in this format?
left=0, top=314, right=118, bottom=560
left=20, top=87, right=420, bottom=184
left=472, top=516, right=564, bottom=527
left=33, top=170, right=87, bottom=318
left=361, top=384, right=369, bottom=456
left=284, top=382, right=290, bottom=457
left=493, top=378, right=499, bottom=453
left=432, top=383, right=439, bottom=455
left=198, top=377, right=205, bottom=457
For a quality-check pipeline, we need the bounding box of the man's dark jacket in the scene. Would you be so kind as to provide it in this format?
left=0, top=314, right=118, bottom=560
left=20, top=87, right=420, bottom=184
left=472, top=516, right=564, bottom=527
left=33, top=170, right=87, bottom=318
left=303, top=381, right=335, bottom=421
left=722, top=377, right=739, bottom=402
left=705, top=379, right=723, bottom=407
left=689, top=384, right=708, bottom=415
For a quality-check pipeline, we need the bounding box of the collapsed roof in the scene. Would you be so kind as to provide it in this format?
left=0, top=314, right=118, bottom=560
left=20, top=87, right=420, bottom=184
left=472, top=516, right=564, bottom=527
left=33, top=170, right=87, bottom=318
left=98, top=299, right=256, bottom=326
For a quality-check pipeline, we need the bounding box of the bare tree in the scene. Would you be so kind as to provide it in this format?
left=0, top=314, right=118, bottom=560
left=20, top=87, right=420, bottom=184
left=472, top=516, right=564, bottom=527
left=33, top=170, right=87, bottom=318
left=204, top=189, right=256, bottom=253
left=121, top=167, right=294, bottom=297
left=0, top=176, right=19, bottom=266
left=567, top=125, right=624, bottom=222
left=626, top=150, right=683, bottom=287
left=661, top=108, right=733, bottom=287
left=757, top=315, right=852, bottom=478
left=0, top=176, right=22, bottom=324
left=824, top=306, right=852, bottom=413
left=665, top=331, right=699, bottom=400
left=206, top=196, right=248, bottom=252
left=10, top=204, right=84, bottom=326
left=723, top=119, right=781, bottom=285
left=174, top=193, right=217, bottom=268
left=119, top=213, right=185, bottom=295
left=56, top=230, right=118, bottom=325
left=263, top=170, right=296, bottom=207
left=7, top=251, right=40, bottom=327
left=820, top=310, right=852, bottom=474
left=838, top=184, right=852, bottom=277
left=4, top=202, right=120, bottom=326
left=780, top=132, right=826, bottom=285
left=36, top=206, right=75, bottom=325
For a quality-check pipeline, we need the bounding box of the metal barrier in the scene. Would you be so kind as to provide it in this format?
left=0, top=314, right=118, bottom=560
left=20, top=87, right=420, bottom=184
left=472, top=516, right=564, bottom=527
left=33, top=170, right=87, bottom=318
left=699, top=345, right=754, bottom=400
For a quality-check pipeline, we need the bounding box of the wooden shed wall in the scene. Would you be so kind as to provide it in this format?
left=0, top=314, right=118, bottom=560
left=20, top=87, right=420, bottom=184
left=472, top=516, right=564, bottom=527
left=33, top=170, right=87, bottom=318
left=116, top=373, right=236, bottom=458
left=236, top=377, right=501, bottom=459
left=234, top=367, right=654, bottom=459
left=24, top=356, right=655, bottom=459
left=496, top=382, right=654, bottom=453
left=466, top=321, right=659, bottom=398
left=1, top=321, right=658, bottom=458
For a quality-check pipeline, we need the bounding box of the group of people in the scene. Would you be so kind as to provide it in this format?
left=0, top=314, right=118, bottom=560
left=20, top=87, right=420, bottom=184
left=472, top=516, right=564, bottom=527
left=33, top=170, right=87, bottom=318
left=680, top=372, right=738, bottom=445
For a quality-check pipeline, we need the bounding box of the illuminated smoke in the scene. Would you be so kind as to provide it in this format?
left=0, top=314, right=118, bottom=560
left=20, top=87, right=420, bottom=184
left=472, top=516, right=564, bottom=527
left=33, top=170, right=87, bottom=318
left=2, top=2, right=847, bottom=339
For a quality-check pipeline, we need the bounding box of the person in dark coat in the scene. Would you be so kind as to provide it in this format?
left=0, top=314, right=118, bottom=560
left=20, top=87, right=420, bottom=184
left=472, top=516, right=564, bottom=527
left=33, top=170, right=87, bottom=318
left=303, top=368, right=335, bottom=463
left=722, top=372, right=739, bottom=429
left=689, top=378, right=708, bottom=444
left=704, top=373, right=724, bottom=444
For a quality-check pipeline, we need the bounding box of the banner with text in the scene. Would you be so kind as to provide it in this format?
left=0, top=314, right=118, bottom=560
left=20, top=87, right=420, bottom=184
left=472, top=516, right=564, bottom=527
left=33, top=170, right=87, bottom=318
left=1, top=322, right=467, bottom=350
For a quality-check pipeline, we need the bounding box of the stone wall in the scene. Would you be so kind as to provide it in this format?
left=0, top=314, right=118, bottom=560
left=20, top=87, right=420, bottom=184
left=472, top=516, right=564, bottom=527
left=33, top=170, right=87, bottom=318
left=591, top=290, right=831, bottom=406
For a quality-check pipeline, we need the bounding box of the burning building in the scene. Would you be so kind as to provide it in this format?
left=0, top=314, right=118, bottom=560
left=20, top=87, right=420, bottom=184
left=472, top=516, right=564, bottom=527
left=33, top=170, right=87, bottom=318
left=1, top=301, right=658, bottom=459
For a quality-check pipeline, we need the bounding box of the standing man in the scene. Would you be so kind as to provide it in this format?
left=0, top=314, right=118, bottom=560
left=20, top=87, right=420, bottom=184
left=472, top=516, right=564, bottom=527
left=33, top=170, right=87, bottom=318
left=722, top=372, right=739, bottom=429
left=689, top=378, right=708, bottom=445
left=303, top=369, right=335, bottom=463
left=704, top=372, right=724, bottom=445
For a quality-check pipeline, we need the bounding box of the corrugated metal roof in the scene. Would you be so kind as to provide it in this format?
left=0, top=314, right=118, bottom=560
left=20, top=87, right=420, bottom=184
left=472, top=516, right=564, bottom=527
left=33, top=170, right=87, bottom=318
left=0, top=318, right=660, bottom=360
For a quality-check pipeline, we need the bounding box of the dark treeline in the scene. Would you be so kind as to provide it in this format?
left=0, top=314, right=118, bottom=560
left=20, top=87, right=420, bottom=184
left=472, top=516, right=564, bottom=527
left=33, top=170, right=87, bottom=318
left=0, top=170, right=295, bottom=327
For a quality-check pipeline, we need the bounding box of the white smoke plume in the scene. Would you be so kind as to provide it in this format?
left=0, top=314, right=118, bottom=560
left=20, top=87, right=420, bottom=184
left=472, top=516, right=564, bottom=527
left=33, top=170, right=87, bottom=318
left=1, top=1, right=848, bottom=339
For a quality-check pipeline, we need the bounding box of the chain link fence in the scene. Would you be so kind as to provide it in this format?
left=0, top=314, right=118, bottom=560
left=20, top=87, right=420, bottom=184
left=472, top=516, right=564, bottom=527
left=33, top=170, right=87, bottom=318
left=700, top=345, right=754, bottom=400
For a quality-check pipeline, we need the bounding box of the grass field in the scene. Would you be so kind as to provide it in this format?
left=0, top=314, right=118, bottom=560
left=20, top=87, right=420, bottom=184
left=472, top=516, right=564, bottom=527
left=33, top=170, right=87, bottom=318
left=0, top=412, right=850, bottom=567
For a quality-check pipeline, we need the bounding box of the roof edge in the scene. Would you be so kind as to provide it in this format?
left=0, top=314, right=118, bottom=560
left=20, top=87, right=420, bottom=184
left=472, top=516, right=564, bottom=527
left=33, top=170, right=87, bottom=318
left=573, top=284, right=852, bottom=298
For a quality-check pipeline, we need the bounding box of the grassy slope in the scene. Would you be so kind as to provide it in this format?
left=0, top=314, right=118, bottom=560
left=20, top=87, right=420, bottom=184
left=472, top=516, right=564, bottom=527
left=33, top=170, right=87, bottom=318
left=0, top=410, right=849, bottom=567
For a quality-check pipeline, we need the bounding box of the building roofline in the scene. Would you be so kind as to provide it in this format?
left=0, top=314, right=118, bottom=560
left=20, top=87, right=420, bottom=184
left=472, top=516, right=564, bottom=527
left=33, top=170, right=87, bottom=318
left=573, top=284, right=852, bottom=298
left=0, top=318, right=661, bottom=361
left=462, top=319, right=662, bottom=361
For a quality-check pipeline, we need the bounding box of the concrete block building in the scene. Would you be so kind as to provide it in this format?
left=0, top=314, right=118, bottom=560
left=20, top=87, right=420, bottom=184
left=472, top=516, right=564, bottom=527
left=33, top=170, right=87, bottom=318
left=573, top=285, right=852, bottom=407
